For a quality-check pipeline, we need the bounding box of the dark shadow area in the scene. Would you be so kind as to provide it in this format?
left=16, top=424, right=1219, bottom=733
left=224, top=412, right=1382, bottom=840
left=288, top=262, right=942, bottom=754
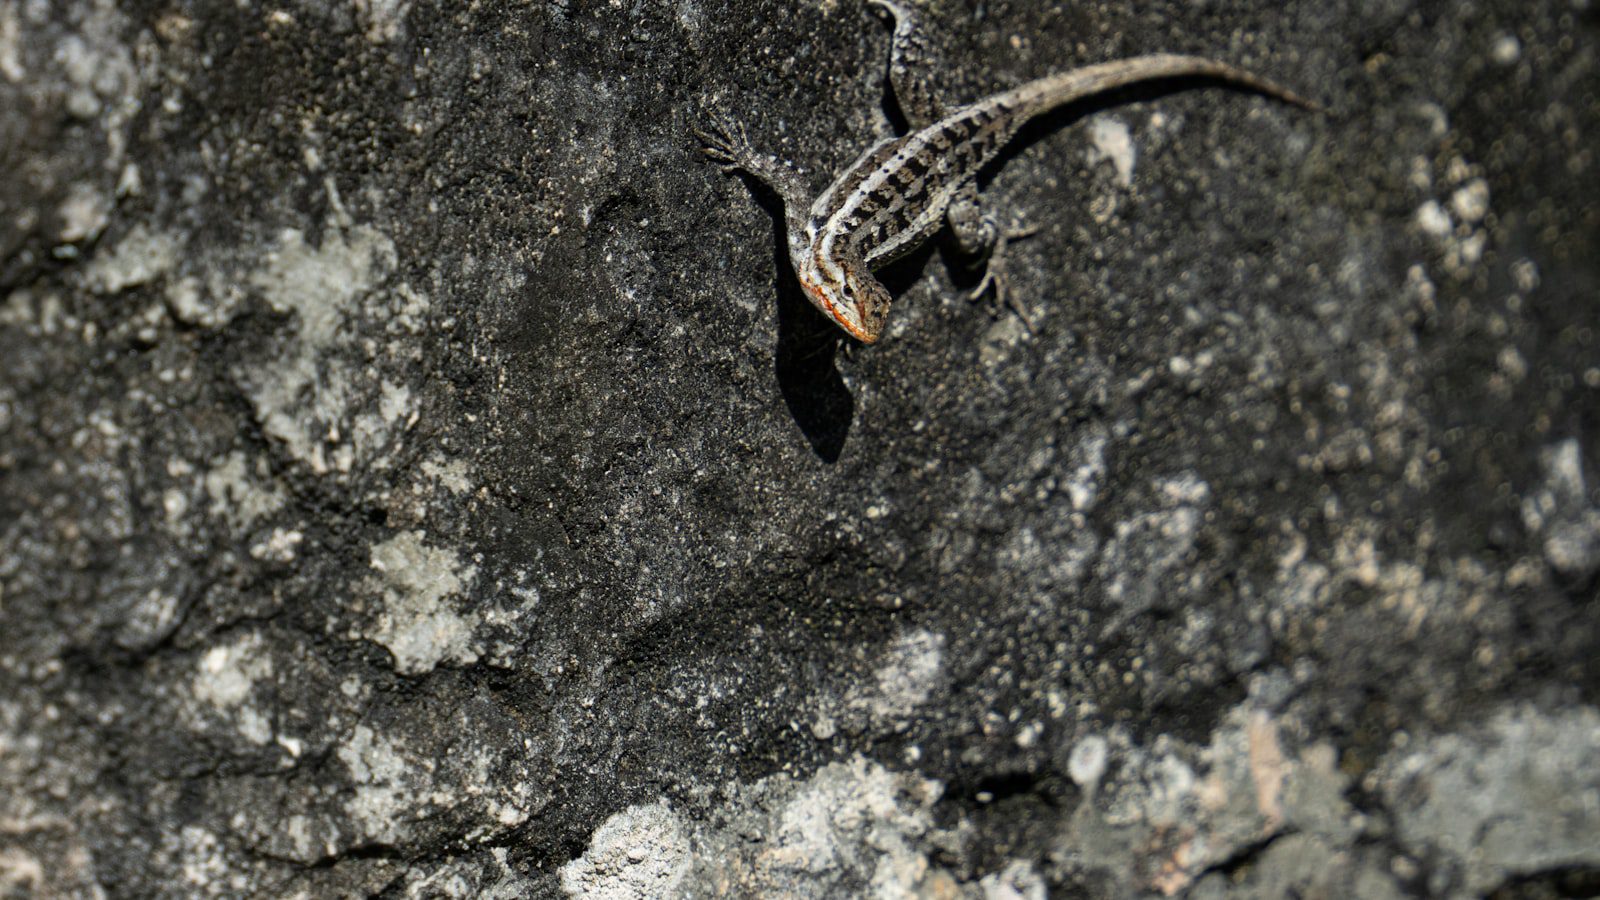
left=878, top=64, right=912, bottom=137
left=774, top=266, right=854, bottom=463
left=867, top=1, right=912, bottom=137
left=934, top=234, right=991, bottom=297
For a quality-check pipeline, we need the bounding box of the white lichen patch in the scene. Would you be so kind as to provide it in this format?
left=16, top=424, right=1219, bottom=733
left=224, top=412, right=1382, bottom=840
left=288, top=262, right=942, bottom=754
left=1379, top=704, right=1600, bottom=893
left=56, top=182, right=112, bottom=244
left=194, top=634, right=270, bottom=708
left=240, top=224, right=399, bottom=473
left=566, top=757, right=956, bottom=898
left=560, top=800, right=691, bottom=899
left=1415, top=155, right=1492, bottom=276
left=979, top=313, right=1031, bottom=367
left=1450, top=178, right=1490, bottom=224
left=117, top=588, right=183, bottom=650
left=248, top=526, right=303, bottom=562
left=811, top=629, right=948, bottom=740
left=0, top=1, right=22, bottom=82
left=202, top=451, right=285, bottom=532
left=1055, top=699, right=1361, bottom=896
left=1068, top=735, right=1110, bottom=792
left=352, top=380, right=414, bottom=455
left=1414, top=199, right=1452, bottom=238
left=777, top=757, right=936, bottom=877
left=165, top=273, right=243, bottom=329
left=82, top=225, right=180, bottom=294
left=0, top=848, right=44, bottom=897
left=355, top=0, right=410, bottom=43
left=422, top=456, right=474, bottom=495
left=284, top=815, right=316, bottom=863
left=863, top=628, right=945, bottom=724
left=1087, top=116, right=1136, bottom=187
left=176, top=826, right=237, bottom=892
left=979, top=860, right=1048, bottom=900
left=193, top=633, right=275, bottom=744
left=1065, top=422, right=1110, bottom=512
left=363, top=530, right=480, bottom=675
left=729, top=755, right=946, bottom=897
left=336, top=724, right=423, bottom=845
left=5, top=0, right=142, bottom=248
left=252, top=226, right=390, bottom=347
left=1521, top=438, right=1600, bottom=578
left=1097, top=473, right=1210, bottom=622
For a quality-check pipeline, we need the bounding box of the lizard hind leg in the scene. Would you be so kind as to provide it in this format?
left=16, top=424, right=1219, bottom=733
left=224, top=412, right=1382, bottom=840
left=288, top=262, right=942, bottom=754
left=947, top=186, right=1041, bottom=332
left=867, top=0, right=946, bottom=129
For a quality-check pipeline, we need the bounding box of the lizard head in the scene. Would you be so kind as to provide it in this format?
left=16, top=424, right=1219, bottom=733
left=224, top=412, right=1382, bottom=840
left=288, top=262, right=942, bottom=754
left=795, top=253, right=892, bottom=344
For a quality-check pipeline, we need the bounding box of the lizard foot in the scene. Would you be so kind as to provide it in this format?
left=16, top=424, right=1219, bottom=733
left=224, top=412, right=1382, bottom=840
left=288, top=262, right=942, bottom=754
left=967, top=221, right=1041, bottom=333
left=691, top=109, right=812, bottom=216
left=692, top=111, right=756, bottom=175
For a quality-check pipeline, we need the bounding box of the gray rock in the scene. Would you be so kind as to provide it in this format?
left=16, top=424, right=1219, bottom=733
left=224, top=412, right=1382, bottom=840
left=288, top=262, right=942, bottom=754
left=1377, top=705, right=1600, bottom=897
left=3, top=0, right=1597, bottom=896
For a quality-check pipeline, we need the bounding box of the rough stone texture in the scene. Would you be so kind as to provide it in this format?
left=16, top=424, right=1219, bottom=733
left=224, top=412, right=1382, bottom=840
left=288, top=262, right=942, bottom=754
left=2, top=0, right=1597, bottom=896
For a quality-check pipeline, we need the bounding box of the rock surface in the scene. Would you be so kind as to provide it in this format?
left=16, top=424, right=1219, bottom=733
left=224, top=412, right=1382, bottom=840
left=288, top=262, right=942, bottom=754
left=2, top=0, right=1598, bottom=896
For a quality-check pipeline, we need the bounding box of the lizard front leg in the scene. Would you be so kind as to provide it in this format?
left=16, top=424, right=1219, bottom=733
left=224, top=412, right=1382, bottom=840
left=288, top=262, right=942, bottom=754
left=694, top=112, right=818, bottom=275
left=694, top=113, right=811, bottom=219
left=697, top=112, right=899, bottom=341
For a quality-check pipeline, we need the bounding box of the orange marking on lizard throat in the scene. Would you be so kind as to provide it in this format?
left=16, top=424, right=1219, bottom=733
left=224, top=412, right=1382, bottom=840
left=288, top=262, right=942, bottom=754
left=799, top=275, right=875, bottom=343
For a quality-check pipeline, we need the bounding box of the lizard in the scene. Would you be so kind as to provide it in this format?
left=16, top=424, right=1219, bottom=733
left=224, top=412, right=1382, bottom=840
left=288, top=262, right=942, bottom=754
left=695, top=0, right=1314, bottom=344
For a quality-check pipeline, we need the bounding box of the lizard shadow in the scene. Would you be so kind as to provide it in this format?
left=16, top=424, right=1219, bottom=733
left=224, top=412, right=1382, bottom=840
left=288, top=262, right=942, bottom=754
left=774, top=269, right=855, bottom=463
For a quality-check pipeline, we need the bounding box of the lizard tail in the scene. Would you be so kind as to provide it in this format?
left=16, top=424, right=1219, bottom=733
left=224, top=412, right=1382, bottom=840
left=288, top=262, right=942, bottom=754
left=1010, top=53, right=1320, bottom=118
